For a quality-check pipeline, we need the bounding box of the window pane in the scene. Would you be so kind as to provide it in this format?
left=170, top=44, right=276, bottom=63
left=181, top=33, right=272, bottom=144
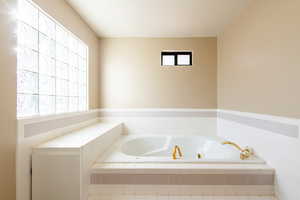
left=17, top=94, right=38, bottom=117
left=39, top=55, right=55, bottom=76
left=69, top=97, right=78, bottom=112
left=17, top=47, right=38, bottom=72
left=56, top=96, right=68, bottom=113
left=79, top=84, right=87, bottom=97
left=78, top=42, right=87, bottom=58
left=69, top=36, right=78, bottom=53
left=79, top=96, right=87, bottom=111
left=39, top=75, right=55, bottom=95
left=78, top=71, right=87, bottom=85
left=56, top=43, right=69, bottom=62
left=56, top=25, right=68, bottom=46
left=18, top=0, right=38, bottom=29
left=69, top=66, right=78, bottom=83
left=178, top=55, right=191, bottom=65
left=69, top=52, right=78, bottom=68
left=78, top=57, right=87, bottom=71
left=39, top=95, right=55, bottom=115
left=18, top=22, right=38, bottom=50
left=56, top=61, right=69, bottom=79
left=56, top=79, right=69, bottom=96
left=39, top=12, right=55, bottom=39
left=70, top=83, right=79, bottom=97
left=17, top=70, right=38, bottom=94
left=162, top=55, right=175, bottom=66
left=39, top=34, right=55, bottom=57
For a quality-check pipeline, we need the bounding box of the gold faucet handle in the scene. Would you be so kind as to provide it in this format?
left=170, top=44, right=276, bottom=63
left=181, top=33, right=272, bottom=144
left=176, top=145, right=183, bottom=157
left=172, top=145, right=183, bottom=160
left=197, top=153, right=202, bottom=159
left=172, top=146, right=176, bottom=160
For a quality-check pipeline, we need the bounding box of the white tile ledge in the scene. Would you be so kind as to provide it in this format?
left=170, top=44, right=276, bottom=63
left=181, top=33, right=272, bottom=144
left=18, top=109, right=101, bottom=125
left=34, top=121, right=123, bottom=149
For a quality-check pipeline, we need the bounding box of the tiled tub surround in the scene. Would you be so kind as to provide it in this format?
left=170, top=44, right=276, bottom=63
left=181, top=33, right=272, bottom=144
left=217, top=110, right=300, bottom=200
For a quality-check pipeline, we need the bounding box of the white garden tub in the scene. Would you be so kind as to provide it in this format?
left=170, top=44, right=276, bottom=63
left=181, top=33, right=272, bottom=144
left=98, top=135, right=264, bottom=164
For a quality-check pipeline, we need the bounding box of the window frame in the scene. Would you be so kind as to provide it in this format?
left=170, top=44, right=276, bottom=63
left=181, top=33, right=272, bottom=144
left=161, top=51, right=192, bottom=66
left=17, top=0, right=89, bottom=119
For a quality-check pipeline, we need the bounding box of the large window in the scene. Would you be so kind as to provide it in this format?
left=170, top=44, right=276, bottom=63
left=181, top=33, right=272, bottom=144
left=17, top=0, right=88, bottom=118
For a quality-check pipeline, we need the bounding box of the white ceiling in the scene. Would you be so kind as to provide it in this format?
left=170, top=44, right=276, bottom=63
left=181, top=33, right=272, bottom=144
left=66, top=0, right=251, bottom=38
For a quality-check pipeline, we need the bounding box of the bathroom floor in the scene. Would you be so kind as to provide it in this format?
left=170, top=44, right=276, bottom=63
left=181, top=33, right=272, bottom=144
left=89, top=195, right=277, bottom=200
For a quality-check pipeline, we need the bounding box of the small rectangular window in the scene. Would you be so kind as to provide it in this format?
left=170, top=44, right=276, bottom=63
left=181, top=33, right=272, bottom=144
left=161, top=51, right=192, bottom=66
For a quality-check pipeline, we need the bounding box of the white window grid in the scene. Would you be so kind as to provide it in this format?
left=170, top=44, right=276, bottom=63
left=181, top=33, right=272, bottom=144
left=17, top=0, right=88, bottom=118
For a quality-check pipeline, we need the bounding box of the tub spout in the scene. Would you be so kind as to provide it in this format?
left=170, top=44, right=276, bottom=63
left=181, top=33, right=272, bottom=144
left=222, top=141, right=253, bottom=160
left=172, top=145, right=183, bottom=160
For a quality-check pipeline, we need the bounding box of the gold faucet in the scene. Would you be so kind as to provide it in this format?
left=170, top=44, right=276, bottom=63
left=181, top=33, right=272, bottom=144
left=222, top=141, right=253, bottom=160
left=172, top=145, right=183, bottom=160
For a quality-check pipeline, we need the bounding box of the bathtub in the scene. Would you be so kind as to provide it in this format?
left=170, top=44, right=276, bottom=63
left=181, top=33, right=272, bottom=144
left=98, top=135, right=264, bottom=164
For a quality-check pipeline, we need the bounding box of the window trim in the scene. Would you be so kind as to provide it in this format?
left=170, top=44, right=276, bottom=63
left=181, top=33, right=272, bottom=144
left=17, top=0, right=89, bottom=119
left=161, top=51, right=192, bottom=66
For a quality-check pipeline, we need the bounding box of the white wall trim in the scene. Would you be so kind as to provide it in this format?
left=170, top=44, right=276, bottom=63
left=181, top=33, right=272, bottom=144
left=17, top=108, right=300, bottom=138
left=217, top=109, right=299, bottom=124
left=98, top=108, right=217, bottom=118
left=218, top=109, right=299, bottom=138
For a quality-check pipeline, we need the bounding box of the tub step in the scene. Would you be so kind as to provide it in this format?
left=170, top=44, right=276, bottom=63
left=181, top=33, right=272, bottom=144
left=89, top=195, right=278, bottom=200
left=88, top=185, right=275, bottom=198
left=90, top=163, right=274, bottom=186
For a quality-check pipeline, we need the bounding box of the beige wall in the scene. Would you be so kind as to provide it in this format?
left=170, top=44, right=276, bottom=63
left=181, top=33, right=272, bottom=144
left=218, top=0, right=300, bottom=118
left=99, top=38, right=217, bottom=108
left=33, top=0, right=100, bottom=109
left=0, top=0, right=17, bottom=199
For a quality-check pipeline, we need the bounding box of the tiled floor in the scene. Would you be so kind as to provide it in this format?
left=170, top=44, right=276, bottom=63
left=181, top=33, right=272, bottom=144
left=89, top=195, right=277, bottom=200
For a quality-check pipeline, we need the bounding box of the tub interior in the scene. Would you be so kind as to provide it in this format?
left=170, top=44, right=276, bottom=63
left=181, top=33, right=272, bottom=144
left=122, top=136, right=169, bottom=157
left=106, top=135, right=264, bottom=163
